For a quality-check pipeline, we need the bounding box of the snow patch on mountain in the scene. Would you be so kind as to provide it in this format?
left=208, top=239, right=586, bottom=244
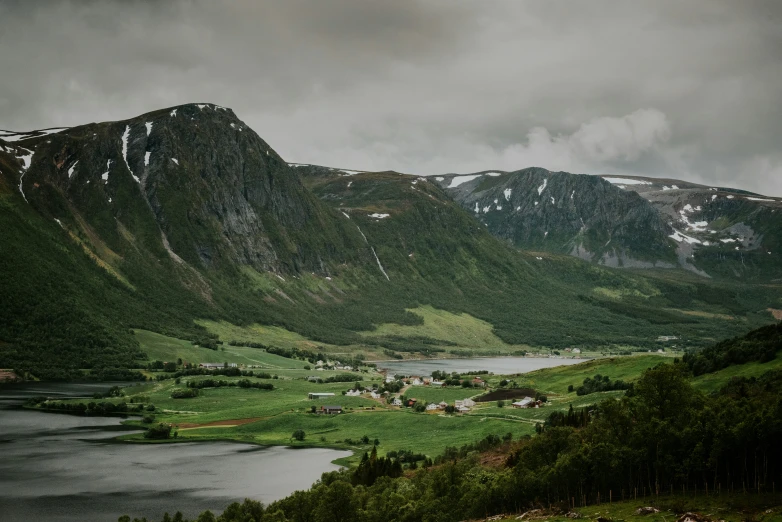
left=448, top=174, right=481, bottom=188
left=121, top=125, right=132, bottom=173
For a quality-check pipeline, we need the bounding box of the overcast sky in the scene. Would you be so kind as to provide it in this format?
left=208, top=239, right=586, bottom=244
left=1, top=1, right=781, bottom=195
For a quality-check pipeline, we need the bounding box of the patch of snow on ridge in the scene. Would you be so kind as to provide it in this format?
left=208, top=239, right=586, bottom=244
left=669, top=229, right=701, bottom=244
left=68, top=160, right=78, bottom=178
left=504, top=188, right=512, bottom=201
left=16, top=148, right=34, bottom=171
left=474, top=202, right=479, bottom=213
left=54, top=218, right=63, bottom=228
left=171, top=158, right=179, bottom=165
left=604, top=177, right=652, bottom=185
left=341, top=211, right=350, bottom=219
left=369, top=213, right=389, bottom=219
left=145, top=122, right=153, bottom=136
left=537, top=178, right=547, bottom=195
left=435, top=176, right=444, bottom=181
left=170, top=109, right=177, bottom=117
left=746, top=197, right=775, bottom=202
left=16, top=147, right=35, bottom=203
left=448, top=174, right=481, bottom=188
left=121, top=125, right=132, bottom=173
left=339, top=169, right=361, bottom=175
left=485, top=172, right=502, bottom=177
left=197, top=104, right=208, bottom=110
left=550, top=197, right=555, bottom=204
left=144, top=151, right=151, bottom=167
left=101, top=160, right=112, bottom=182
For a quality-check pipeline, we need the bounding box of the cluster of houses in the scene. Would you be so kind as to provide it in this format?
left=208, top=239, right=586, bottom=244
left=345, top=388, right=383, bottom=399
left=390, top=397, right=476, bottom=413
left=198, top=362, right=238, bottom=370
left=387, top=375, right=486, bottom=388
left=313, top=360, right=353, bottom=371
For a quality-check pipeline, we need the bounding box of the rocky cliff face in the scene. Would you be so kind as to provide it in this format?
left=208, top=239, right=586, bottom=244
left=428, top=168, right=782, bottom=280
left=600, top=175, right=782, bottom=280
left=435, top=168, right=677, bottom=268
left=1, top=104, right=368, bottom=280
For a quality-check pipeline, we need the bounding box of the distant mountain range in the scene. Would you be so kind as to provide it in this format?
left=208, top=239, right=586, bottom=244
left=1, top=104, right=779, bottom=378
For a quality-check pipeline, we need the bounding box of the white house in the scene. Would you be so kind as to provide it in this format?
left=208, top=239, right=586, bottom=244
left=457, top=405, right=471, bottom=413
left=438, top=401, right=448, bottom=410
left=345, top=389, right=361, bottom=397
left=455, top=398, right=476, bottom=408
left=385, top=376, right=396, bottom=383
left=426, top=403, right=440, bottom=411
left=411, top=377, right=423, bottom=386
left=370, top=391, right=381, bottom=399
left=572, top=348, right=581, bottom=354
left=392, top=398, right=402, bottom=406
left=430, top=380, right=444, bottom=387
left=512, top=397, right=534, bottom=409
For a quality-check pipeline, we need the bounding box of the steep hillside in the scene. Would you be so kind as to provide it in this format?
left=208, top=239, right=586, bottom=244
left=296, top=164, right=779, bottom=349
left=435, top=168, right=675, bottom=267
left=601, top=174, right=782, bottom=281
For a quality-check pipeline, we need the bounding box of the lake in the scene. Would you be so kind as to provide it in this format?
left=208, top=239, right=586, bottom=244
left=0, top=382, right=350, bottom=522
left=377, top=356, right=585, bottom=376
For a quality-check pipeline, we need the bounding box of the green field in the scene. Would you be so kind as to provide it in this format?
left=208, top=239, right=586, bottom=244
left=360, top=305, right=529, bottom=354
left=135, top=329, right=310, bottom=369
left=691, top=351, right=782, bottom=393
left=499, top=354, right=670, bottom=394
left=39, top=342, right=782, bottom=469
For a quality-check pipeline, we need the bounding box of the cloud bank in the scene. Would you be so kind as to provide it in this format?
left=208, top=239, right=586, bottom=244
left=0, top=1, right=780, bottom=195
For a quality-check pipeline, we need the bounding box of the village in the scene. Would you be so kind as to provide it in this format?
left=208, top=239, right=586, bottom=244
left=175, top=356, right=549, bottom=418
left=307, top=372, right=546, bottom=415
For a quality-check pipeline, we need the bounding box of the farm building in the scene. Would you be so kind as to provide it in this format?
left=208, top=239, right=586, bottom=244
left=512, top=397, right=535, bottom=409
left=308, top=392, right=336, bottom=400
left=319, top=405, right=343, bottom=415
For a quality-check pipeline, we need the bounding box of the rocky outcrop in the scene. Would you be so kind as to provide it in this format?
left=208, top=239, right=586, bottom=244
left=436, top=168, right=676, bottom=266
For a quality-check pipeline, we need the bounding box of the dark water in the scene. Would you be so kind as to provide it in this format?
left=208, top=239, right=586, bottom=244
left=377, top=356, right=585, bottom=376
left=0, top=382, right=350, bottom=522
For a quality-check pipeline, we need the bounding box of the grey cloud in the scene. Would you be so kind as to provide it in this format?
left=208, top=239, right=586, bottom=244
left=1, top=0, right=780, bottom=195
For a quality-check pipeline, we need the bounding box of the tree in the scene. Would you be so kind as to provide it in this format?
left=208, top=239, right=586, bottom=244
left=497, top=400, right=505, bottom=408
left=291, top=429, right=306, bottom=441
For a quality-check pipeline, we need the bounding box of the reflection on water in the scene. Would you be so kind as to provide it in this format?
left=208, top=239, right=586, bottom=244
left=0, top=382, right=349, bottom=522
left=377, top=356, right=584, bottom=376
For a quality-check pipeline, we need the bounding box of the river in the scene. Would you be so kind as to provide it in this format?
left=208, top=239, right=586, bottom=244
left=0, top=382, right=350, bottom=522
left=377, top=356, right=585, bottom=376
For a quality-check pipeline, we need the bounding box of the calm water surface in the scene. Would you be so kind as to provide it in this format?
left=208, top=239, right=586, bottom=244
left=377, top=356, right=585, bottom=376
left=0, top=382, right=349, bottom=522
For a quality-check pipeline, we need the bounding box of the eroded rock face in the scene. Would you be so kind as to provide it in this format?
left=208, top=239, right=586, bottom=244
left=435, top=168, right=782, bottom=280
left=438, top=168, right=675, bottom=266
left=2, top=103, right=367, bottom=276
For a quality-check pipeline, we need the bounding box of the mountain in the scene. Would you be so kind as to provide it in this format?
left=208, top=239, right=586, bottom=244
left=1, top=106, right=779, bottom=379
left=433, top=168, right=782, bottom=281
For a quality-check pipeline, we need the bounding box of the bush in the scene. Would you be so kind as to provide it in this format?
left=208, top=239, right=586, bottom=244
left=144, top=423, right=172, bottom=439
left=291, top=429, right=306, bottom=441
left=171, top=388, right=199, bottom=399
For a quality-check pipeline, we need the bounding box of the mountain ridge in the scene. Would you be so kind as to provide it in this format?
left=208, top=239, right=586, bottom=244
left=1, top=104, right=780, bottom=379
